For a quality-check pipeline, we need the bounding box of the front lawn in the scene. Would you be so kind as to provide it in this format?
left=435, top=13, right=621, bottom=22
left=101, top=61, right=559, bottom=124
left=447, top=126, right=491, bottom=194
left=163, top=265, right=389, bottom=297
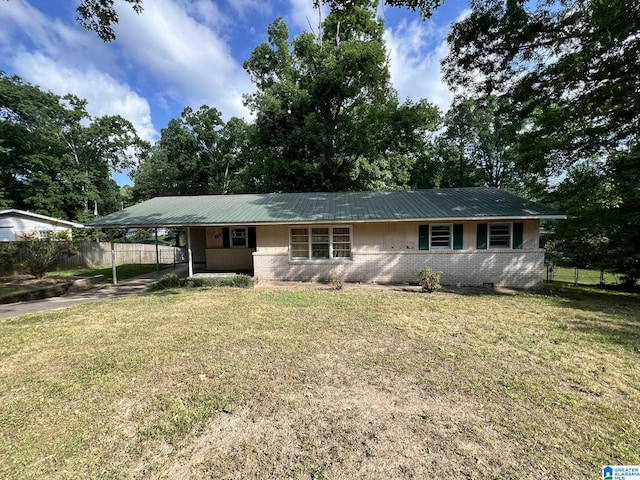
left=1, top=284, right=638, bottom=478
left=52, top=263, right=169, bottom=282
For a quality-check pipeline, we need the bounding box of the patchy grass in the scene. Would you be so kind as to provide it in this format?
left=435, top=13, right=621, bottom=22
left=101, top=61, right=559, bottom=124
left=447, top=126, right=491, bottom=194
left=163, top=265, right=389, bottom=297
left=0, top=285, right=26, bottom=296
left=1, top=284, right=639, bottom=479
left=52, top=263, right=169, bottom=282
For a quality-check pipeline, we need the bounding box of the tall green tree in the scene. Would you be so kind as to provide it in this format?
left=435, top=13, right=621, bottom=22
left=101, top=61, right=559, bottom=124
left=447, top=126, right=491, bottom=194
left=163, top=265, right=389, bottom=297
left=443, top=0, right=640, bottom=172
left=443, top=0, right=640, bottom=282
left=132, top=106, right=250, bottom=200
left=549, top=145, right=640, bottom=284
left=435, top=96, right=519, bottom=188
left=243, top=2, right=439, bottom=193
left=0, top=73, right=147, bottom=221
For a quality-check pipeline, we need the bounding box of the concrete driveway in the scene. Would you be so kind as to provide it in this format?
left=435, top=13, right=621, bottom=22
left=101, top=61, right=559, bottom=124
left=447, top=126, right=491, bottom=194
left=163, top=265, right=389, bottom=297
left=0, top=264, right=187, bottom=320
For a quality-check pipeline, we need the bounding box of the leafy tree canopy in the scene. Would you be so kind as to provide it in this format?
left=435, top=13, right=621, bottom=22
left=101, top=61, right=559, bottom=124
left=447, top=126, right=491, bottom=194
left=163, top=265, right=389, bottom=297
left=242, top=1, right=439, bottom=192
left=132, top=106, right=251, bottom=200
left=0, top=73, right=148, bottom=222
left=443, top=0, right=640, bottom=174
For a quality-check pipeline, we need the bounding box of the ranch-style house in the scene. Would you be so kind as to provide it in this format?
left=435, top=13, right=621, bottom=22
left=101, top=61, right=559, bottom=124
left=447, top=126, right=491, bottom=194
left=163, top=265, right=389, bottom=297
left=88, top=187, right=565, bottom=288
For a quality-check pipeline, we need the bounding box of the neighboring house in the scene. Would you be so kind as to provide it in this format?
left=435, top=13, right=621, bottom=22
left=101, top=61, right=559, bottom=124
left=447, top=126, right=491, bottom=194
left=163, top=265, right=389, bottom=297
left=87, top=187, right=565, bottom=288
left=0, top=209, right=84, bottom=242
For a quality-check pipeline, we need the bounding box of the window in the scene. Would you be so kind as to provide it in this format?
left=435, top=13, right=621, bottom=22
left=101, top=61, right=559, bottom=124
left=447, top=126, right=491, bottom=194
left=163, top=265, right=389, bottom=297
left=430, top=225, right=452, bottom=249
left=332, top=227, right=351, bottom=258
left=290, top=226, right=352, bottom=260
left=290, top=228, right=309, bottom=259
left=311, top=227, right=330, bottom=258
left=489, top=223, right=511, bottom=248
left=38, top=230, right=50, bottom=240
left=419, top=224, right=463, bottom=250
left=231, top=227, right=248, bottom=247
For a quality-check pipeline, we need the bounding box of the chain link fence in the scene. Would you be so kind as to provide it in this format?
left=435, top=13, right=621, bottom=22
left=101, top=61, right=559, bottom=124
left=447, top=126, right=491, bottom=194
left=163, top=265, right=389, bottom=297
left=545, top=266, right=620, bottom=285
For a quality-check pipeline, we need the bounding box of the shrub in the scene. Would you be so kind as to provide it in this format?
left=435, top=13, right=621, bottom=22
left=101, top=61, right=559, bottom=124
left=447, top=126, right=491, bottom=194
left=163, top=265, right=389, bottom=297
left=232, top=274, right=251, bottom=288
left=154, top=273, right=181, bottom=290
left=329, top=269, right=345, bottom=290
left=21, top=231, right=77, bottom=278
left=418, top=266, right=442, bottom=293
left=0, top=243, right=19, bottom=275
left=153, top=274, right=252, bottom=290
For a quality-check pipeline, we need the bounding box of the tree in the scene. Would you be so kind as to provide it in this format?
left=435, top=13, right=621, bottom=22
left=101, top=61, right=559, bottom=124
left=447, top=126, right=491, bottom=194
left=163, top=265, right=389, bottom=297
left=76, top=0, right=143, bottom=42
left=435, top=96, right=519, bottom=188
left=443, top=0, right=640, bottom=172
left=443, top=0, right=640, bottom=283
left=0, top=73, right=148, bottom=222
left=20, top=231, right=77, bottom=279
left=132, top=107, right=250, bottom=200
left=548, top=144, right=640, bottom=285
left=242, top=3, right=439, bottom=192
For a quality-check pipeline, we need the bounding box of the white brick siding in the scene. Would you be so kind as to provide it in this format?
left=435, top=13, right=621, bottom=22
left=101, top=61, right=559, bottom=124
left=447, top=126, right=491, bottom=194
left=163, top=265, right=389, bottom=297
left=253, top=249, right=545, bottom=288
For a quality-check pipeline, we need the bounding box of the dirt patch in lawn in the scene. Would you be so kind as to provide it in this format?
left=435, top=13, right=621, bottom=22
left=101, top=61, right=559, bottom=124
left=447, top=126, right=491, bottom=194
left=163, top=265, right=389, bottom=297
left=151, top=381, right=515, bottom=480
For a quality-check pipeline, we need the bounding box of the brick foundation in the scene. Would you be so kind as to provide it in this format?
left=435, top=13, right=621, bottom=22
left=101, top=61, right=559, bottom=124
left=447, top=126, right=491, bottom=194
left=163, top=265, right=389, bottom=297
left=253, top=249, right=545, bottom=288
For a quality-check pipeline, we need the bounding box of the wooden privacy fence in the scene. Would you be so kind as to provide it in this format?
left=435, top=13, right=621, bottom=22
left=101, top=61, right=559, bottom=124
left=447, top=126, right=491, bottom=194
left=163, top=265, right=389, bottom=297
left=56, top=242, right=187, bottom=268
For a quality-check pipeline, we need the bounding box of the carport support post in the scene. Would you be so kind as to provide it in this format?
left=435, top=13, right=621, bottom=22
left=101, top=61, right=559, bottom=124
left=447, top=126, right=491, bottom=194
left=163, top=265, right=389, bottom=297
left=155, top=228, right=159, bottom=272
left=110, top=230, right=117, bottom=285
left=186, top=227, right=193, bottom=277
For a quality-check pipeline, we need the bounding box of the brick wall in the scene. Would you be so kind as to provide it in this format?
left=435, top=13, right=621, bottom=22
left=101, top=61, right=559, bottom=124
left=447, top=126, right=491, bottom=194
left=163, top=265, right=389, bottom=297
left=253, top=249, right=545, bottom=288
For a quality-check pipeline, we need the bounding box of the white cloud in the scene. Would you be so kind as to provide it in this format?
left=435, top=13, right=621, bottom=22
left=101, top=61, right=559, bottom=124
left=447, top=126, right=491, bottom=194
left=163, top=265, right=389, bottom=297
left=228, top=0, right=272, bottom=19
left=114, top=0, right=253, bottom=120
left=0, top=0, right=117, bottom=72
left=288, top=0, right=327, bottom=34
left=9, top=51, right=157, bottom=142
left=0, top=1, right=156, bottom=141
left=384, top=19, right=454, bottom=114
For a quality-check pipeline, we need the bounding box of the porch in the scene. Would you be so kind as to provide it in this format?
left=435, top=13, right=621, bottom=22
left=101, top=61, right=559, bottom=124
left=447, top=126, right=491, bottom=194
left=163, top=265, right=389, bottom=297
left=185, top=226, right=256, bottom=278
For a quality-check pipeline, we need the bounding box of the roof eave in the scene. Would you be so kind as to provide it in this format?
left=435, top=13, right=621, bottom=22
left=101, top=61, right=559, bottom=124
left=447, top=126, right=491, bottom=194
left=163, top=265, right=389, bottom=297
left=0, top=209, right=85, bottom=228
left=86, top=214, right=566, bottom=228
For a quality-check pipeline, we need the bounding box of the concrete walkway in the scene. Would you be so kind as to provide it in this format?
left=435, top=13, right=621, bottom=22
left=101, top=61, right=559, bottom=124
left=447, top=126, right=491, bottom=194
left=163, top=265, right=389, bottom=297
left=0, top=264, right=188, bottom=320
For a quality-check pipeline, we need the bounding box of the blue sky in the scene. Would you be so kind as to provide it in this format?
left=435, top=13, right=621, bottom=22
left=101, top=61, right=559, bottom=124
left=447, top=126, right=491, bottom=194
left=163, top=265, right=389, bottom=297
left=0, top=0, right=469, bottom=185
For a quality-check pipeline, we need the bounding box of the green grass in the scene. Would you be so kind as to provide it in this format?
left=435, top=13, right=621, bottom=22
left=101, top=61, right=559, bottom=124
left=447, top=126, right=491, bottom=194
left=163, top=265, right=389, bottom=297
left=1, top=284, right=639, bottom=478
left=0, top=285, right=26, bottom=296
left=548, top=266, right=620, bottom=285
left=52, top=263, right=168, bottom=282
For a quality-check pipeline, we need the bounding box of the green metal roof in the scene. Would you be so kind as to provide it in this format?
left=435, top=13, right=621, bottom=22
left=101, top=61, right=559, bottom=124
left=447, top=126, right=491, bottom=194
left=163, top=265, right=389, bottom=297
left=86, top=187, right=566, bottom=228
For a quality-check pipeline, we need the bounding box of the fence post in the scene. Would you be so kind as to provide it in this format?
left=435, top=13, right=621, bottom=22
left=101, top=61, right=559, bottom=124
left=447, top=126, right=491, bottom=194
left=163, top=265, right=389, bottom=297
left=600, top=269, right=604, bottom=285
left=574, top=267, right=578, bottom=286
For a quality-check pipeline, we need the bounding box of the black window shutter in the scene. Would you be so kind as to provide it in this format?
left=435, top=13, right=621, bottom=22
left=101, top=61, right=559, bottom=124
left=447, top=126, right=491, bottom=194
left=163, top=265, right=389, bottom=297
left=419, top=225, right=429, bottom=250
left=513, top=222, right=524, bottom=249
left=453, top=224, right=463, bottom=250
left=248, top=226, right=256, bottom=248
left=476, top=223, right=487, bottom=249
left=222, top=227, right=230, bottom=248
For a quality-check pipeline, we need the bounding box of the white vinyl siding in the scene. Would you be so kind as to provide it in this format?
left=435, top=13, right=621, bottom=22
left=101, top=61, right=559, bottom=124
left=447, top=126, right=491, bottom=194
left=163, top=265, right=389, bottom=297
left=0, top=227, right=15, bottom=242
